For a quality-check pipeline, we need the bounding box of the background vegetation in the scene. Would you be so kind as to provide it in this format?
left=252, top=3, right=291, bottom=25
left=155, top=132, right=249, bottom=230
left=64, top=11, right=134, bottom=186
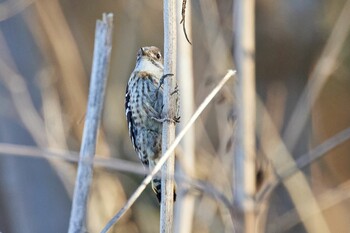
left=0, top=0, right=349, bottom=232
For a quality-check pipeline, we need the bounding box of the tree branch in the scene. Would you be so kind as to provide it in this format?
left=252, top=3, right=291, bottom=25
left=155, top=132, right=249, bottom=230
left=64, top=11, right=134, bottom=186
left=68, top=13, right=113, bottom=233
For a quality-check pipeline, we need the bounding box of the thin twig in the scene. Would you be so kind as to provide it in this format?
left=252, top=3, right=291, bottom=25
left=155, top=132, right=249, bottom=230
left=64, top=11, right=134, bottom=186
left=278, top=126, right=350, bottom=181
left=178, top=176, right=232, bottom=208
left=0, top=143, right=145, bottom=175
left=270, top=180, right=350, bottom=232
left=68, top=13, right=113, bottom=233
left=0, top=141, right=233, bottom=208
left=256, top=97, right=331, bottom=233
left=283, top=0, right=350, bottom=151
left=100, top=70, right=236, bottom=233
left=180, top=0, right=192, bottom=45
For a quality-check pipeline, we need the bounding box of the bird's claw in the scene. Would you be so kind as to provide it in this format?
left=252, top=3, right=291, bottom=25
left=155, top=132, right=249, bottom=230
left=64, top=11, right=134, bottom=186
left=152, top=116, right=180, bottom=124
left=156, top=73, right=174, bottom=97
left=170, top=84, right=179, bottom=96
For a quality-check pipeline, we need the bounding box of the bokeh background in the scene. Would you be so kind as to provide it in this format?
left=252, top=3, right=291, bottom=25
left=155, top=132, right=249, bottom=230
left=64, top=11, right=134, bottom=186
left=0, top=0, right=350, bottom=232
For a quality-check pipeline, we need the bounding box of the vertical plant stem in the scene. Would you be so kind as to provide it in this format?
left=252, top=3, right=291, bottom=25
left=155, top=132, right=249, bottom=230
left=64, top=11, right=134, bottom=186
left=233, top=0, right=256, bottom=232
left=161, top=0, right=177, bottom=232
left=68, top=13, right=113, bottom=233
left=174, top=0, right=195, bottom=233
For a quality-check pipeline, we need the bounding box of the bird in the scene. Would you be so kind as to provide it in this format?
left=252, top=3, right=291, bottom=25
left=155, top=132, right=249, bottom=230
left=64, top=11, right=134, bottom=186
left=125, top=46, right=177, bottom=202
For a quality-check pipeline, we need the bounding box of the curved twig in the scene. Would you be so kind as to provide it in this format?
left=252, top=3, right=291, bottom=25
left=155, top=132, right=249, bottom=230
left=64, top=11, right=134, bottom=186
left=180, top=0, right=192, bottom=45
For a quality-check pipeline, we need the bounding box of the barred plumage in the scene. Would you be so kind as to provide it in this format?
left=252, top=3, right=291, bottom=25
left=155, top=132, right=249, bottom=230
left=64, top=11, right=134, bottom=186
left=125, top=46, right=176, bottom=202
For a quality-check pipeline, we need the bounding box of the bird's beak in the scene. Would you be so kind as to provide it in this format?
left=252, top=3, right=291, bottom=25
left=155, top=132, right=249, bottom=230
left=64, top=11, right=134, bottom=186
left=140, top=47, right=145, bottom=56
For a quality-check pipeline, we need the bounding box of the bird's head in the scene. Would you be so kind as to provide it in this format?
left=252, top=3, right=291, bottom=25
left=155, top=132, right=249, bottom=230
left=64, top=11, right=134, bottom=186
left=135, top=46, right=164, bottom=76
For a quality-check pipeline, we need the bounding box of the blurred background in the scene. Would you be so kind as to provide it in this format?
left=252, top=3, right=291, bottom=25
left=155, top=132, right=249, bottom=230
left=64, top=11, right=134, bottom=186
left=0, top=0, right=349, bottom=232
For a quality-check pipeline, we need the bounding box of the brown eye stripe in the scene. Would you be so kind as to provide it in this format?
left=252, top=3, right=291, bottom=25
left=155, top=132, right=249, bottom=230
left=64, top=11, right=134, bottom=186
left=150, top=58, right=162, bottom=69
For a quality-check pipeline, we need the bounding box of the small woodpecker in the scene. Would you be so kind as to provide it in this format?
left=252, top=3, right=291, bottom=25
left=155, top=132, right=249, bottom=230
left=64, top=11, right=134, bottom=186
left=125, top=46, right=178, bottom=202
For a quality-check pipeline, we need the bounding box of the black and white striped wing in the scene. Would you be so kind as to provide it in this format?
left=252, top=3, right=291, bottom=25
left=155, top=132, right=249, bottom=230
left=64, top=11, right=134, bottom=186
left=125, top=83, right=137, bottom=151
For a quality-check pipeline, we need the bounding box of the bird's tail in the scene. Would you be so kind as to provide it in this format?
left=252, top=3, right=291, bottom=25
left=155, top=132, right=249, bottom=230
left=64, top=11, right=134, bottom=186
left=152, top=178, right=176, bottom=203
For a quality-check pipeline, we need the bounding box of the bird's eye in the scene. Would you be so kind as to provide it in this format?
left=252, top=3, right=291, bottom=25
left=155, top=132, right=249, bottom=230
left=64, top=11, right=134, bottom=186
left=156, top=52, right=161, bottom=59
